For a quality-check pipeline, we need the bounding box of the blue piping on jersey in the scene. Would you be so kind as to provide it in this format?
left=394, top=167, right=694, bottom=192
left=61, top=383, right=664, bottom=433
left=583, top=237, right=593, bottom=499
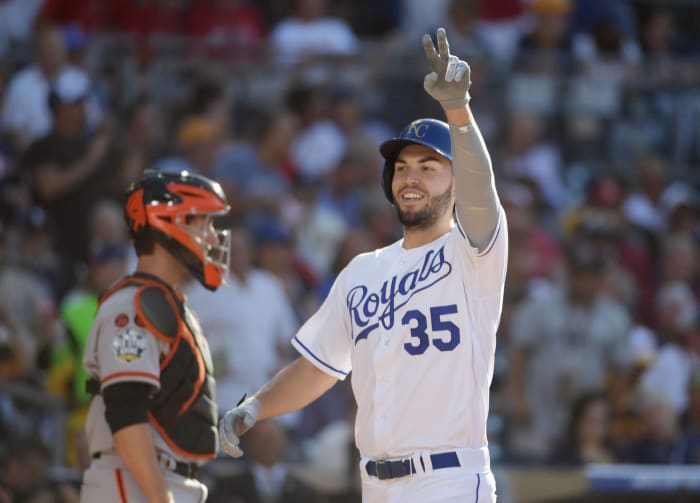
left=478, top=217, right=501, bottom=257
left=455, top=207, right=502, bottom=257
left=475, top=473, right=481, bottom=502
left=293, top=336, right=349, bottom=377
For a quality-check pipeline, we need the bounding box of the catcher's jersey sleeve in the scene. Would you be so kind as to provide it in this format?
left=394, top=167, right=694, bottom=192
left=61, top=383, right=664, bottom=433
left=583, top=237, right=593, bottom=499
left=83, top=286, right=167, bottom=392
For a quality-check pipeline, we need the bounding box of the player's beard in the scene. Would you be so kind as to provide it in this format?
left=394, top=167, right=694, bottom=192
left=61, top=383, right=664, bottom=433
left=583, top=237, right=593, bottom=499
left=395, top=182, right=453, bottom=230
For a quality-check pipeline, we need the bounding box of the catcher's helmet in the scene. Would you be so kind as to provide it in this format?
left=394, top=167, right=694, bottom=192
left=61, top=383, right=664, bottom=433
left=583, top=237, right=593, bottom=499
left=379, top=118, right=452, bottom=203
left=124, top=169, right=231, bottom=291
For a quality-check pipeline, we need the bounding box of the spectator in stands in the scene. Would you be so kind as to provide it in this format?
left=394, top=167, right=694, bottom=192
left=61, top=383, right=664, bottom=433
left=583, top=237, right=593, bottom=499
left=255, top=221, right=318, bottom=321
left=0, top=0, right=44, bottom=63
left=641, top=282, right=699, bottom=416
left=287, top=82, right=347, bottom=182
left=440, top=0, right=489, bottom=60
left=548, top=390, right=616, bottom=466
left=185, top=225, right=299, bottom=414
left=621, top=391, right=689, bottom=464
left=315, top=146, right=374, bottom=229
left=561, top=175, right=655, bottom=321
left=208, top=419, right=320, bottom=503
left=269, top=0, right=358, bottom=67
left=87, top=199, right=136, bottom=272
left=214, top=107, right=297, bottom=229
left=0, top=436, right=79, bottom=503
left=499, top=108, right=570, bottom=225
left=182, top=79, right=234, bottom=143
left=155, top=116, right=225, bottom=181
left=23, top=70, right=118, bottom=267
left=1, top=24, right=96, bottom=150
left=501, top=180, right=562, bottom=296
left=622, top=155, right=670, bottom=238
left=682, top=366, right=700, bottom=440
left=570, top=0, right=642, bottom=71
left=0, top=220, right=61, bottom=381
left=14, top=206, right=75, bottom=302
left=473, top=0, right=526, bottom=68
left=327, top=86, right=392, bottom=153
left=508, top=244, right=631, bottom=460
left=515, top=0, right=574, bottom=74
left=117, top=94, right=164, bottom=173
left=289, top=178, right=348, bottom=280
left=400, top=0, right=450, bottom=38
left=605, top=323, right=658, bottom=449
left=185, top=0, right=267, bottom=61
left=48, top=240, right=129, bottom=468
left=638, top=6, right=679, bottom=82
left=299, top=379, right=360, bottom=501
left=660, top=182, right=700, bottom=239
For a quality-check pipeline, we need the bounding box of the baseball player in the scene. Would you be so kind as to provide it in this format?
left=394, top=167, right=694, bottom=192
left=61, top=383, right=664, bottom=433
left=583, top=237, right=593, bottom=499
left=220, top=27, right=507, bottom=503
left=80, top=170, right=231, bottom=503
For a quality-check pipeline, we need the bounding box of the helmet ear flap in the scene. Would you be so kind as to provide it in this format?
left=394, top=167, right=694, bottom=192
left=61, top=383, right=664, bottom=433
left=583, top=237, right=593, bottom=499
left=125, top=188, right=147, bottom=235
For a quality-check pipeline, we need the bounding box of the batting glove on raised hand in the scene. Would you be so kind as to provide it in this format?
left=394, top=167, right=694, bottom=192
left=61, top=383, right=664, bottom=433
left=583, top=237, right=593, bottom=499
left=218, top=396, right=260, bottom=457
left=422, top=27, right=471, bottom=109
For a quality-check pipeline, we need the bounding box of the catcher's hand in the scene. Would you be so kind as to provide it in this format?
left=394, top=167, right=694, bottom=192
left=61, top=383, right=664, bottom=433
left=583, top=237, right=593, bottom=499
left=422, top=27, right=471, bottom=109
left=218, top=396, right=260, bottom=457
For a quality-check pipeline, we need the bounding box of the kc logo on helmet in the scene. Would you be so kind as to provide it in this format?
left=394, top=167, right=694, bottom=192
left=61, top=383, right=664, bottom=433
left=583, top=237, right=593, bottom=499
left=408, top=121, right=430, bottom=138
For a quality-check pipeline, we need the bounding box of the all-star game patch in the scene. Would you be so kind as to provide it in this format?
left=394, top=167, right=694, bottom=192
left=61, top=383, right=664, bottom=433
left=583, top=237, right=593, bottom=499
left=113, top=328, right=147, bottom=362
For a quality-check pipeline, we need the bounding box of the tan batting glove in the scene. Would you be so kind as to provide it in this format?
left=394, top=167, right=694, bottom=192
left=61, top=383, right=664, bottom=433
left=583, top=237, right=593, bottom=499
left=218, top=396, right=260, bottom=457
left=422, top=28, right=471, bottom=109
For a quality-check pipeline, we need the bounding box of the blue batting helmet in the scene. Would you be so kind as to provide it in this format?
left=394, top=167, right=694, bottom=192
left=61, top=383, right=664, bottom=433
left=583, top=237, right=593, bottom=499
left=379, top=118, right=452, bottom=203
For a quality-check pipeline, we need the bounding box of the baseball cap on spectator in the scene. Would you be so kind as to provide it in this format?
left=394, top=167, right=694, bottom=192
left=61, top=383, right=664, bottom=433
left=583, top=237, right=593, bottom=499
left=48, top=71, right=90, bottom=109
left=177, top=117, right=220, bottom=148
left=63, top=24, right=88, bottom=54
left=660, top=182, right=700, bottom=218
left=87, top=240, right=129, bottom=265
left=626, top=325, right=657, bottom=369
left=254, top=221, right=292, bottom=246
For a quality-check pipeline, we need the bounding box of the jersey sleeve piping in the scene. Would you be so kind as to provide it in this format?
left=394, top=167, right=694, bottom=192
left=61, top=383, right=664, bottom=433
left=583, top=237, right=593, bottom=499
left=102, top=371, right=160, bottom=389
left=292, top=335, right=349, bottom=380
left=455, top=205, right=504, bottom=257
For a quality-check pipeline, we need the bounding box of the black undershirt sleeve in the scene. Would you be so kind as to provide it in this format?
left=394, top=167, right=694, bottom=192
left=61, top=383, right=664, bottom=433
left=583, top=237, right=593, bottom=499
left=102, top=382, right=154, bottom=434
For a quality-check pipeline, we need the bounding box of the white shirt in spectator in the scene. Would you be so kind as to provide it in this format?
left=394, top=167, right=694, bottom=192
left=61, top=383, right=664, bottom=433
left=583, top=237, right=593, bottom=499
left=185, top=269, right=298, bottom=411
left=270, top=16, right=357, bottom=66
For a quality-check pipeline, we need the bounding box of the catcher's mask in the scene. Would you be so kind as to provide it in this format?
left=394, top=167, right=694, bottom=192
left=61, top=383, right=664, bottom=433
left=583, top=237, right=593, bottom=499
left=379, top=118, right=452, bottom=203
left=124, top=169, right=231, bottom=291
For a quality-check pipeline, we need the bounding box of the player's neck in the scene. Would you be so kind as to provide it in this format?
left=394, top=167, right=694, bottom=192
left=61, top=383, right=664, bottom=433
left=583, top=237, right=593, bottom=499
left=136, top=246, right=188, bottom=290
left=401, top=219, right=453, bottom=249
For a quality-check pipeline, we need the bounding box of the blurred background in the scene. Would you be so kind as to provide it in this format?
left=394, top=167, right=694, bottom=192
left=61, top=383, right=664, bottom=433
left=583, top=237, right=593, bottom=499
left=0, top=0, right=699, bottom=502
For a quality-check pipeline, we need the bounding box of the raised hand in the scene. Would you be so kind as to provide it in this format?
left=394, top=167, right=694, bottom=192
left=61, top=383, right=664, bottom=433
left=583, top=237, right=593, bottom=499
left=422, top=28, right=471, bottom=109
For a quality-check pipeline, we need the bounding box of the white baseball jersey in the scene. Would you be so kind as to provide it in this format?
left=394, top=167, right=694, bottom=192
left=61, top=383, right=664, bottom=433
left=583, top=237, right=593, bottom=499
left=291, top=208, right=508, bottom=460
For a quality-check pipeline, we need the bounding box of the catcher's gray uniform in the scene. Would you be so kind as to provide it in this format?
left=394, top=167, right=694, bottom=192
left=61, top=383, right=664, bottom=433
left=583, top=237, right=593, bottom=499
left=80, top=274, right=217, bottom=503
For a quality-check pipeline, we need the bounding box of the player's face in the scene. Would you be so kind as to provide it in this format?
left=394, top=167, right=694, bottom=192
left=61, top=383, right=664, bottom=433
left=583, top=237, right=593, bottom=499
left=392, top=144, right=454, bottom=229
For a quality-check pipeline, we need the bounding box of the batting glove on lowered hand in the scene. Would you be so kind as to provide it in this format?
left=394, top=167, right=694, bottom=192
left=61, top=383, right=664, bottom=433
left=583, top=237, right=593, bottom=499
left=219, top=396, right=260, bottom=457
left=423, top=27, right=471, bottom=109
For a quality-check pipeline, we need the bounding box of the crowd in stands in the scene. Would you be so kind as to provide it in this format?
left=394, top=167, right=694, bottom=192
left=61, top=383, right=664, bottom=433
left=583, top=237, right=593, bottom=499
left=0, top=0, right=700, bottom=501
